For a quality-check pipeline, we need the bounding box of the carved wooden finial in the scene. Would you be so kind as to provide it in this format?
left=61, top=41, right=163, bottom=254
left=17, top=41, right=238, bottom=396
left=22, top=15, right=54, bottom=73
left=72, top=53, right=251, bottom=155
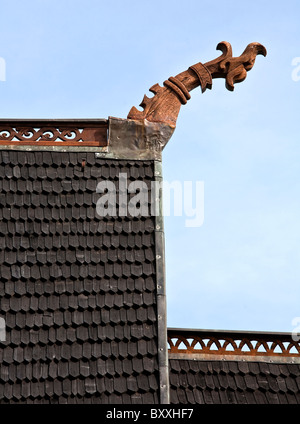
left=128, top=41, right=267, bottom=127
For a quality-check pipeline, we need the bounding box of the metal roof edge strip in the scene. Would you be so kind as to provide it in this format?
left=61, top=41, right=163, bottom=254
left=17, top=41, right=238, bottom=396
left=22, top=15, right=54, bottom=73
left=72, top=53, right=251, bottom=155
left=168, top=352, right=300, bottom=365
left=154, top=160, right=170, bottom=404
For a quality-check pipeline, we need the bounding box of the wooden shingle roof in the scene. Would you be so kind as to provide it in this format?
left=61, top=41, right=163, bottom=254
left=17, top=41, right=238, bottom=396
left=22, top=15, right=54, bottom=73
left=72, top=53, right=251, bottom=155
left=0, top=150, right=160, bottom=403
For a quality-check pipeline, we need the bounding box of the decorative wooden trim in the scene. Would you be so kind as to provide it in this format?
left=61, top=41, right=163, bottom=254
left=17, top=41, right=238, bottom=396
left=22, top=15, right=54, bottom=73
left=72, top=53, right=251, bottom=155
left=0, top=119, right=108, bottom=147
left=128, top=41, right=267, bottom=127
left=167, top=329, right=300, bottom=358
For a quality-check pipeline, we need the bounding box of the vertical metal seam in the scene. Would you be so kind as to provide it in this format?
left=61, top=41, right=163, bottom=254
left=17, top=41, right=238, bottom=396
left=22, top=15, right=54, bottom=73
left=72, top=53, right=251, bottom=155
left=153, top=160, right=170, bottom=404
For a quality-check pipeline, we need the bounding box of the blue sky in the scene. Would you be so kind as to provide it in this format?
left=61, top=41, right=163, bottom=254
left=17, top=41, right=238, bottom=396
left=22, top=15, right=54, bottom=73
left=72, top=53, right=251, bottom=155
left=0, top=0, right=299, bottom=332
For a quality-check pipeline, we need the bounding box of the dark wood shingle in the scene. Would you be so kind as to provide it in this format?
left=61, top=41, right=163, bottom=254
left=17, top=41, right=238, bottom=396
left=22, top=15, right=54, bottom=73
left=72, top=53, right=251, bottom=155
left=169, top=359, right=300, bottom=404
left=0, top=152, right=159, bottom=404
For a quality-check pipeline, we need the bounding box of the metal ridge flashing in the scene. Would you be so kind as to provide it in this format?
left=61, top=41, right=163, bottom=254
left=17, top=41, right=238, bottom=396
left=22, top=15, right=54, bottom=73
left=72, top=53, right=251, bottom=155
left=0, top=118, right=108, bottom=123
left=95, top=117, right=175, bottom=161
left=168, top=353, right=300, bottom=365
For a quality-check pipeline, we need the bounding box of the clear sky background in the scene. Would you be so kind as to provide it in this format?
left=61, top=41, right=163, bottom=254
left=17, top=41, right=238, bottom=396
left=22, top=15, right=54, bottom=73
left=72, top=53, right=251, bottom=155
left=0, top=0, right=299, bottom=333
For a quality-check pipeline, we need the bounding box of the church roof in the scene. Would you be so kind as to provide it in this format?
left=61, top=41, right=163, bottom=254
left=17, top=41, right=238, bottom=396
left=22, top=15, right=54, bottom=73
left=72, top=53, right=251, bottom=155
left=1, top=41, right=295, bottom=406
left=0, top=147, right=160, bottom=403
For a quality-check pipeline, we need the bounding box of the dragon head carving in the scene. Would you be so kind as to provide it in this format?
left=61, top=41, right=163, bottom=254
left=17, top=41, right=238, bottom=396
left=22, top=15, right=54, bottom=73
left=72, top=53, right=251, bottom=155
left=127, top=41, right=267, bottom=127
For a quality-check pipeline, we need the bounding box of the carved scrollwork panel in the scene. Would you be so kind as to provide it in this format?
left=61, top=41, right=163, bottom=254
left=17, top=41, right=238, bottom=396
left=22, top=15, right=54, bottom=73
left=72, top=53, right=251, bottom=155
left=0, top=121, right=108, bottom=147
left=168, top=330, right=300, bottom=358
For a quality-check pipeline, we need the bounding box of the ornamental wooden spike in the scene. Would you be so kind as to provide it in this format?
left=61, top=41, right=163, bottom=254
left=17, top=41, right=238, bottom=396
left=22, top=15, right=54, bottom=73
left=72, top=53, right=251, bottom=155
left=127, top=41, right=267, bottom=127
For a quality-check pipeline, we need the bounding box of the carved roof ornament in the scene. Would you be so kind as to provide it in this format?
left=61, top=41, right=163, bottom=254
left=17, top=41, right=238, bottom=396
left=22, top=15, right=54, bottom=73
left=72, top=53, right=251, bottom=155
left=0, top=41, right=266, bottom=160
left=128, top=41, right=267, bottom=128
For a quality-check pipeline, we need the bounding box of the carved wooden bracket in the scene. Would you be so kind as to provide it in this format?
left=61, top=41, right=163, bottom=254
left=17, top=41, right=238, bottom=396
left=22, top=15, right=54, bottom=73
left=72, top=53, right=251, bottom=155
left=128, top=41, right=267, bottom=127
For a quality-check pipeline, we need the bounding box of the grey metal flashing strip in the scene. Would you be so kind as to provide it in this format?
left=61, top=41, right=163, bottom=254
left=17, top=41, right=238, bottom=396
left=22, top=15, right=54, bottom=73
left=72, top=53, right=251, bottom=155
left=168, top=353, right=300, bottom=365
left=0, top=144, right=108, bottom=153
left=0, top=118, right=108, bottom=123
left=95, top=117, right=175, bottom=161
left=154, top=160, right=170, bottom=404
